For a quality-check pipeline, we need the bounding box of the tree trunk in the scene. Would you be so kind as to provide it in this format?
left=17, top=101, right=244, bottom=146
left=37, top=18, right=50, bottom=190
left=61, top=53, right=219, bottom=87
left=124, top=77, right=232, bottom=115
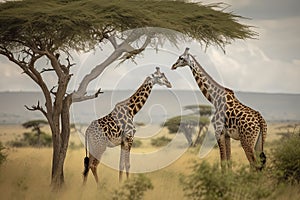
left=193, top=127, right=203, bottom=147
left=50, top=95, right=72, bottom=189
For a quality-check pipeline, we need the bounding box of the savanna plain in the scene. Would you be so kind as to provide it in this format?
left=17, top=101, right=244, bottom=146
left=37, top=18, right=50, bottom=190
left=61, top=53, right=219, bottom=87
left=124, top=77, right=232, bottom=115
left=0, top=122, right=300, bottom=200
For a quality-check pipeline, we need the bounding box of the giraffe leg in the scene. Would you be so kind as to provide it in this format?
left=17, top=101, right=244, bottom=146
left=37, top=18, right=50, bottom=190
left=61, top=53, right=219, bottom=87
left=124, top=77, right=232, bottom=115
left=119, top=147, right=125, bottom=182
left=119, top=145, right=131, bottom=182
left=225, top=135, right=232, bottom=169
left=240, top=136, right=256, bottom=169
left=212, top=116, right=228, bottom=171
left=90, top=157, right=100, bottom=184
left=124, top=149, right=131, bottom=179
left=89, top=142, right=106, bottom=186
left=216, top=132, right=227, bottom=170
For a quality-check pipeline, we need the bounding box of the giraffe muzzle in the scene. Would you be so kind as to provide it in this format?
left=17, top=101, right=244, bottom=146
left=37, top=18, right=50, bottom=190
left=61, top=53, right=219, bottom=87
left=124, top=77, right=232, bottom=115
left=166, top=82, right=172, bottom=88
left=171, top=64, right=177, bottom=70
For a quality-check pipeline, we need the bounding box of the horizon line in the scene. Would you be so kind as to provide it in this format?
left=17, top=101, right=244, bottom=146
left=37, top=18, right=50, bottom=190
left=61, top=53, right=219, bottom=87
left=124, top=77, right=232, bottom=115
left=0, top=89, right=300, bottom=95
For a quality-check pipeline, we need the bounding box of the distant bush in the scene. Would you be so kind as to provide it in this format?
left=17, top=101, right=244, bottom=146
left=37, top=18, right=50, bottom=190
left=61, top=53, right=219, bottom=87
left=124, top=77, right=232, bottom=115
left=0, top=142, right=7, bottom=166
left=181, top=161, right=272, bottom=200
left=132, top=139, right=142, bottom=148
left=272, top=133, right=300, bottom=184
left=112, top=174, right=153, bottom=200
left=134, top=122, right=146, bottom=127
left=151, top=136, right=171, bottom=147
left=8, top=131, right=52, bottom=147
left=69, top=141, right=83, bottom=150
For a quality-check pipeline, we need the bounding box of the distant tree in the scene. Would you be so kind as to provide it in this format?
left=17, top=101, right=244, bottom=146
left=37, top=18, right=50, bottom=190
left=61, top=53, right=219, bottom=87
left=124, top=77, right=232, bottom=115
left=164, top=114, right=209, bottom=146
left=0, top=0, right=256, bottom=188
left=8, top=131, right=52, bottom=147
left=184, top=105, right=214, bottom=116
left=184, top=105, right=213, bottom=146
left=22, top=120, right=48, bottom=146
left=151, top=136, right=172, bottom=147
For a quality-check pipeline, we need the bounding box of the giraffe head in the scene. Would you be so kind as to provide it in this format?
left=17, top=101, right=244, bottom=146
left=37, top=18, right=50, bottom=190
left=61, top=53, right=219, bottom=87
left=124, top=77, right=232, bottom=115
left=150, top=67, right=172, bottom=88
left=171, top=47, right=192, bottom=70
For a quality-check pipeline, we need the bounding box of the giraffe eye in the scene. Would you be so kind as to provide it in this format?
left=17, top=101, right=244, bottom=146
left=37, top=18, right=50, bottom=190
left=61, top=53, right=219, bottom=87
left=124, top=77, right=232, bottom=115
left=179, top=56, right=183, bottom=60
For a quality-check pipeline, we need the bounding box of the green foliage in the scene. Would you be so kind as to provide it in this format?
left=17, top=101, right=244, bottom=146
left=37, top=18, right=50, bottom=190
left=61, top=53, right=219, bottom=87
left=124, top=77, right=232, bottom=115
left=22, top=120, right=48, bottom=130
left=0, top=0, right=256, bottom=53
left=134, top=122, right=146, bottom=127
left=164, top=115, right=209, bottom=134
left=271, top=133, right=300, bottom=184
left=132, top=139, right=142, bottom=148
left=8, top=131, right=52, bottom=147
left=112, top=174, right=153, bottom=200
left=68, top=141, right=83, bottom=150
left=151, top=136, right=172, bottom=147
left=0, top=142, right=7, bottom=166
left=181, top=161, right=272, bottom=200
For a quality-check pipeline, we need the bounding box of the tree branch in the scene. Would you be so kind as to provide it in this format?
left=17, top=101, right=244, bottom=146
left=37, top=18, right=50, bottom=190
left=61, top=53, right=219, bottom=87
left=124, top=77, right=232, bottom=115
left=24, top=101, right=47, bottom=117
left=50, top=86, right=57, bottom=96
left=106, top=35, right=118, bottom=49
left=45, top=49, right=64, bottom=79
left=118, top=34, right=152, bottom=65
left=72, top=88, right=104, bottom=103
left=41, top=68, right=55, bottom=73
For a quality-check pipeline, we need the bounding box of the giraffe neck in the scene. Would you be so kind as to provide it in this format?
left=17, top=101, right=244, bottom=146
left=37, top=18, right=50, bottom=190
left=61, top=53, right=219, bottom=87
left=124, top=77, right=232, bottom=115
left=123, top=77, right=154, bottom=117
left=189, top=55, right=225, bottom=106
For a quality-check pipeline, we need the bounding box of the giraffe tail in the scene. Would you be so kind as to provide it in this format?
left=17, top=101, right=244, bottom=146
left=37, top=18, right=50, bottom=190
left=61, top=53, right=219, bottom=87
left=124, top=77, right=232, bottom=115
left=83, top=130, right=89, bottom=178
left=256, top=115, right=267, bottom=170
left=83, top=156, right=90, bottom=177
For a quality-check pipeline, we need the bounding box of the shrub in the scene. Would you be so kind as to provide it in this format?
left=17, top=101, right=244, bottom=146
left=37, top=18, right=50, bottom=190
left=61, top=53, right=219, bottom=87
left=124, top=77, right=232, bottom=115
left=151, top=136, right=171, bottom=147
left=181, top=161, right=272, bottom=200
left=8, top=131, right=52, bottom=147
left=0, top=142, right=7, bottom=166
left=272, top=133, right=300, bottom=184
left=132, top=139, right=142, bottom=148
left=69, top=141, right=83, bottom=150
left=112, top=174, right=153, bottom=200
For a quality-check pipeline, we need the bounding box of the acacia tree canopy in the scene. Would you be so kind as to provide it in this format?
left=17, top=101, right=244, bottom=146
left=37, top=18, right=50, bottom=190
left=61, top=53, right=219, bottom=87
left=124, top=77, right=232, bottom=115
left=0, top=0, right=256, bottom=53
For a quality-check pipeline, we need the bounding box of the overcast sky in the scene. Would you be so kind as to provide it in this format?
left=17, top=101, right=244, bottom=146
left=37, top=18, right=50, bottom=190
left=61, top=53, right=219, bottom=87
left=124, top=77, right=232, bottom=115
left=0, top=0, right=299, bottom=94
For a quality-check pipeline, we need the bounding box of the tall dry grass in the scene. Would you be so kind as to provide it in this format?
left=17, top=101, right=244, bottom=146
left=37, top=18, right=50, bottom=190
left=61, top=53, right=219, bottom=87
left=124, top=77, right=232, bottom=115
left=0, top=123, right=300, bottom=199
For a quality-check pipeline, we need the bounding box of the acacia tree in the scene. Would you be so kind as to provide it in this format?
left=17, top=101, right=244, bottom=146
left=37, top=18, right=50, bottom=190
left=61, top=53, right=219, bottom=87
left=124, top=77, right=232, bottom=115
left=164, top=114, right=210, bottom=146
left=0, top=0, right=256, bottom=188
left=184, top=105, right=213, bottom=146
left=22, top=119, right=48, bottom=146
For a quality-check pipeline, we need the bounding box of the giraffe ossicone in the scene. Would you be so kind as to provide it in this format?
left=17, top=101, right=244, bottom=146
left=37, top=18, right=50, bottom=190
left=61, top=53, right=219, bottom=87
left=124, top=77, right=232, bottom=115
left=83, top=67, right=172, bottom=185
left=171, top=48, right=267, bottom=171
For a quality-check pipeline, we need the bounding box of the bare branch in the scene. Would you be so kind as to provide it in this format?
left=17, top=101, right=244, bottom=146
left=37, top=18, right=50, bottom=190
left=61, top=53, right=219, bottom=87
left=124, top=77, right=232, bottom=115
left=41, top=68, right=55, bottom=73
left=72, top=88, right=104, bottom=103
left=50, top=86, right=57, bottom=96
left=106, top=35, right=118, bottom=49
left=24, top=101, right=47, bottom=116
left=74, top=49, right=123, bottom=98
left=66, top=56, right=75, bottom=69
left=44, top=49, right=64, bottom=78
left=118, top=34, right=152, bottom=65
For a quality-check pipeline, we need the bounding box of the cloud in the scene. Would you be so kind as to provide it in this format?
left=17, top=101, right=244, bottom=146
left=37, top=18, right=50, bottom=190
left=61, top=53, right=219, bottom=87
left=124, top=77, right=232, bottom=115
left=206, top=41, right=300, bottom=93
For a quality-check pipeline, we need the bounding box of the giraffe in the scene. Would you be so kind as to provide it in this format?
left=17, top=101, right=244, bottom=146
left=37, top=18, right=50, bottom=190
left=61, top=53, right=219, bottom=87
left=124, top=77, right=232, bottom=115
left=83, top=67, right=172, bottom=184
left=171, top=48, right=267, bottom=170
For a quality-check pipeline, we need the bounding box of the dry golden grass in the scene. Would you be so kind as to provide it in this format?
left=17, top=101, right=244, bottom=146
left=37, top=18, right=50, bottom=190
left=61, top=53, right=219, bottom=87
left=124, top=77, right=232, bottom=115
left=0, top=123, right=299, bottom=200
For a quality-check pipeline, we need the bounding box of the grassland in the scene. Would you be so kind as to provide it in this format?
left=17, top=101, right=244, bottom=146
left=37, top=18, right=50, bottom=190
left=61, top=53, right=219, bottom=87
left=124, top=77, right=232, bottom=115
left=0, top=122, right=299, bottom=200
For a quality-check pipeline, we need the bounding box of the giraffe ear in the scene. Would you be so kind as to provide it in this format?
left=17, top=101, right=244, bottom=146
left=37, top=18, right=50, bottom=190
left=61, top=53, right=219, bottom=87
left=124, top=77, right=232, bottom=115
left=184, top=47, right=190, bottom=55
